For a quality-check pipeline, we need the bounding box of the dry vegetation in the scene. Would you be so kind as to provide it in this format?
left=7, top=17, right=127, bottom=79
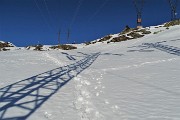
left=164, top=19, right=180, bottom=27
left=50, top=44, right=77, bottom=50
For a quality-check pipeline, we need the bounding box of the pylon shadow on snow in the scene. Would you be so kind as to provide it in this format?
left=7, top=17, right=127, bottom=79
left=77, top=52, right=89, bottom=56
left=0, top=52, right=100, bottom=120
left=78, top=52, right=124, bottom=57
left=127, top=42, right=180, bottom=56
left=101, top=53, right=124, bottom=56
left=61, top=52, right=77, bottom=61
left=143, top=43, right=180, bottom=56
left=170, top=39, right=180, bottom=42
left=127, top=44, right=155, bottom=53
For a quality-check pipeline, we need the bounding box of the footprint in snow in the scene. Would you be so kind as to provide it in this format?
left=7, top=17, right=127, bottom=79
left=94, top=86, right=98, bottom=90
left=104, top=99, right=109, bottom=104
left=44, top=111, right=53, bottom=120
left=111, top=105, right=120, bottom=113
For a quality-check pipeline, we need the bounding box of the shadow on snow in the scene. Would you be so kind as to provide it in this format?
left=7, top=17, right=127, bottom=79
left=0, top=52, right=100, bottom=120
left=61, top=52, right=77, bottom=61
left=127, top=42, right=180, bottom=56
left=143, top=43, right=180, bottom=56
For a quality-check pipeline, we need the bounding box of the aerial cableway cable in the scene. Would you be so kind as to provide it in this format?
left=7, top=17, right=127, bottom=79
left=75, top=0, right=109, bottom=43
left=43, top=0, right=57, bottom=30
left=69, top=0, right=84, bottom=28
left=34, top=0, right=54, bottom=32
left=87, top=0, right=109, bottom=22
left=68, top=0, right=84, bottom=44
left=57, top=0, right=62, bottom=30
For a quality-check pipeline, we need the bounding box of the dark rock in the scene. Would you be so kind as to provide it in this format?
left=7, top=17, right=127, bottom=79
left=98, top=35, right=112, bottom=42
left=119, top=25, right=134, bottom=35
left=34, top=44, right=43, bottom=51
left=50, top=44, right=77, bottom=50
left=136, top=29, right=151, bottom=34
left=164, top=19, right=180, bottom=27
left=85, top=42, right=91, bottom=45
left=110, top=35, right=129, bottom=42
left=127, top=32, right=144, bottom=39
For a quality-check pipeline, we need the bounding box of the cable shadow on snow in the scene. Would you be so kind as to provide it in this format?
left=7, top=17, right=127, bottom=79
left=77, top=52, right=89, bottom=56
left=107, top=71, right=180, bottom=97
left=61, top=52, right=77, bottom=61
left=142, top=43, right=180, bottom=56
left=78, top=52, right=124, bottom=57
left=127, top=42, right=180, bottom=56
left=0, top=52, right=100, bottom=120
left=101, top=53, right=124, bottom=56
left=127, top=44, right=155, bottom=53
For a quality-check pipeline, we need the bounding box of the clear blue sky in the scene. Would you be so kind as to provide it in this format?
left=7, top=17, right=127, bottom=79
left=0, top=0, right=179, bottom=47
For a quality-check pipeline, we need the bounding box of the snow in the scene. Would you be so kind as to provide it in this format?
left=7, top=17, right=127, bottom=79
left=0, top=25, right=180, bottom=120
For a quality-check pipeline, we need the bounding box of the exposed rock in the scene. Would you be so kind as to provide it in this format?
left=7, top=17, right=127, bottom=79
left=85, top=42, right=91, bottom=45
left=98, top=35, right=112, bottom=42
left=91, top=41, right=96, bottom=44
left=0, top=42, right=14, bottom=48
left=34, top=44, right=43, bottom=51
left=0, top=41, right=14, bottom=51
left=164, top=20, right=180, bottom=27
left=50, top=44, right=77, bottom=50
left=153, top=30, right=164, bottom=34
left=136, top=29, right=151, bottom=34
left=127, top=32, right=144, bottom=39
left=110, top=35, right=129, bottom=42
left=119, top=25, right=134, bottom=35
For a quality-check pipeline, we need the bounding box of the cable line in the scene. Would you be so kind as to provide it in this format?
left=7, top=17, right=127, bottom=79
left=43, top=0, right=57, bottom=29
left=69, top=0, right=84, bottom=28
left=34, top=0, right=53, bottom=31
left=67, top=28, right=70, bottom=44
left=67, top=0, right=84, bottom=44
left=88, top=0, right=109, bottom=22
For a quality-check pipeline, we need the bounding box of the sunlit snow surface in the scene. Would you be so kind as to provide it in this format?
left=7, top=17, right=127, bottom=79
left=0, top=25, right=180, bottom=120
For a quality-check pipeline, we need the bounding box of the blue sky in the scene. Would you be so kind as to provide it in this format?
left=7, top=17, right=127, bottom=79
left=0, top=0, right=179, bottom=47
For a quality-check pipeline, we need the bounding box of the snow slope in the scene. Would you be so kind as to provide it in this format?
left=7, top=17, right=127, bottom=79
left=0, top=25, right=180, bottom=120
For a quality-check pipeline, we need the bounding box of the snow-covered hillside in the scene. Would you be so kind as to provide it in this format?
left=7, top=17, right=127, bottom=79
left=0, top=24, right=180, bottom=120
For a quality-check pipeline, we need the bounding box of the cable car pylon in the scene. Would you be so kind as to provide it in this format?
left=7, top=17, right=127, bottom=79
left=168, top=0, right=179, bottom=21
left=133, top=0, right=144, bottom=28
left=67, top=29, right=70, bottom=44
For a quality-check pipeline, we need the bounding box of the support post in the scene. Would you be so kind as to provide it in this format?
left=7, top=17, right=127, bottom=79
left=58, top=30, right=61, bottom=46
left=133, top=0, right=144, bottom=28
left=168, top=0, right=178, bottom=21
left=67, top=29, right=70, bottom=44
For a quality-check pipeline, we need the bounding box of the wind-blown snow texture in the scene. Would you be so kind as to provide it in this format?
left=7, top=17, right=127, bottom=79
left=0, top=25, right=180, bottom=120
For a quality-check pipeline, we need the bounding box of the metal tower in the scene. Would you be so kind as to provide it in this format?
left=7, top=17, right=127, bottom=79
left=57, top=29, right=61, bottom=46
left=133, top=0, right=144, bottom=28
left=67, top=29, right=70, bottom=44
left=168, top=0, right=179, bottom=20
